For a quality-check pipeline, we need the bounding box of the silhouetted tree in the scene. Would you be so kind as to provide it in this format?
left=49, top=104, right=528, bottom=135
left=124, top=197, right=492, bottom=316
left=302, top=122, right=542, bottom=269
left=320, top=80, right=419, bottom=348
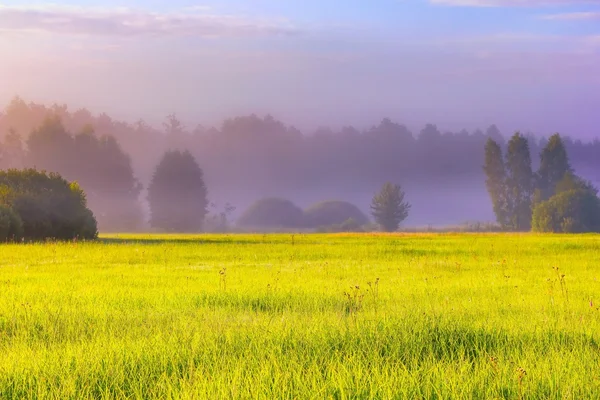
left=505, top=133, right=534, bottom=231
left=483, top=138, right=509, bottom=229
left=27, top=116, right=73, bottom=173
left=535, top=133, right=572, bottom=203
left=147, top=150, right=208, bottom=232
left=370, top=183, right=411, bottom=232
left=486, top=124, right=504, bottom=146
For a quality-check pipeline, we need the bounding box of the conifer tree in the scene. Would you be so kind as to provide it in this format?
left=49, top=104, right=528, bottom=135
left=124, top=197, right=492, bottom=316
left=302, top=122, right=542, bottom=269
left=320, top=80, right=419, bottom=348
left=483, top=138, right=509, bottom=228
left=536, top=133, right=572, bottom=202
left=505, top=132, right=534, bottom=231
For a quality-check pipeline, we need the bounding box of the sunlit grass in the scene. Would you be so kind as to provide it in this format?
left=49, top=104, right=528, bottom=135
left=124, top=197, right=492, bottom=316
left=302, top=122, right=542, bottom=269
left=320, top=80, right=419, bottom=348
left=1, top=233, right=599, bottom=398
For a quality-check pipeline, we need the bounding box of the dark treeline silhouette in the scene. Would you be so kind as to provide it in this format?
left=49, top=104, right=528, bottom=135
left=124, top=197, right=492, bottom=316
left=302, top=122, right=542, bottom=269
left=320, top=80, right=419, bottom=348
left=1, top=97, right=599, bottom=228
left=485, top=133, right=600, bottom=233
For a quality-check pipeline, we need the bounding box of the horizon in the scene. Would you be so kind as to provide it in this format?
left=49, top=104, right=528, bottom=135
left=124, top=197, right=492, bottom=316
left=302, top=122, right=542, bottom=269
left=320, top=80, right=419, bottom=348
left=1, top=1, right=599, bottom=139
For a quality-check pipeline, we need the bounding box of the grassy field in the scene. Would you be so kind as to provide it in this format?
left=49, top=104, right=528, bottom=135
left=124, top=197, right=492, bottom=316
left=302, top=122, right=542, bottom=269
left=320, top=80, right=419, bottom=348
left=1, top=233, right=599, bottom=399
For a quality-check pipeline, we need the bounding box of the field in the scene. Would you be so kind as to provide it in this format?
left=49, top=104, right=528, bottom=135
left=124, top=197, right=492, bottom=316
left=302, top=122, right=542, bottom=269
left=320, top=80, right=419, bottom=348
left=1, top=233, right=599, bottom=399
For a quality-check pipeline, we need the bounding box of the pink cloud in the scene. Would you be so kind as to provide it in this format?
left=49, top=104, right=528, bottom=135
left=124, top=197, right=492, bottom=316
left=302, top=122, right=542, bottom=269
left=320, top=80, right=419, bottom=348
left=0, top=5, right=299, bottom=38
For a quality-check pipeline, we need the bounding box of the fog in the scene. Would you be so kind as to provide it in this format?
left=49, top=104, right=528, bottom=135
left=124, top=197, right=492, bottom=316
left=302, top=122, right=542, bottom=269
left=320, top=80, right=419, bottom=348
left=1, top=4, right=600, bottom=140
left=1, top=3, right=599, bottom=230
left=1, top=100, right=598, bottom=230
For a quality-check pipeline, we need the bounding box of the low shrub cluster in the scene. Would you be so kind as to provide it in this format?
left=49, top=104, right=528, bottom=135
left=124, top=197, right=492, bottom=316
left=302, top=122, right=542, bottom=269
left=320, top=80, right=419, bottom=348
left=237, top=198, right=305, bottom=229
left=304, top=201, right=369, bottom=228
left=0, top=169, right=98, bottom=241
left=531, top=173, right=600, bottom=233
left=532, top=189, right=600, bottom=233
left=237, top=198, right=371, bottom=232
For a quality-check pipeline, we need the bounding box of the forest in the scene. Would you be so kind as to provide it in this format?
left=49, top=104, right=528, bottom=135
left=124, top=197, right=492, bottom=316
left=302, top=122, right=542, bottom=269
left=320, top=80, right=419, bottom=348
left=1, top=96, right=599, bottom=231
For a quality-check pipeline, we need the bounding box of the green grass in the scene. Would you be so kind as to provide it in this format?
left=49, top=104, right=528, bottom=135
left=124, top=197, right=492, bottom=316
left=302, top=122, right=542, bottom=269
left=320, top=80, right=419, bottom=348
left=1, top=233, right=600, bottom=399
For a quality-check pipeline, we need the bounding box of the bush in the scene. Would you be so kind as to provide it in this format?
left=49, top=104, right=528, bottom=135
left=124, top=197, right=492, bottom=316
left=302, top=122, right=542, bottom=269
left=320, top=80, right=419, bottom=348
left=304, top=200, right=369, bottom=228
left=0, top=205, right=23, bottom=241
left=237, top=198, right=304, bottom=229
left=0, top=169, right=98, bottom=240
left=532, top=189, right=600, bottom=233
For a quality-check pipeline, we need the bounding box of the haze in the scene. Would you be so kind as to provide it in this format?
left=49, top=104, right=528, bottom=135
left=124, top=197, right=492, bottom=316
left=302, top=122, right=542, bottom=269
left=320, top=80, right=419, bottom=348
left=1, top=0, right=599, bottom=134
left=1, top=0, right=599, bottom=228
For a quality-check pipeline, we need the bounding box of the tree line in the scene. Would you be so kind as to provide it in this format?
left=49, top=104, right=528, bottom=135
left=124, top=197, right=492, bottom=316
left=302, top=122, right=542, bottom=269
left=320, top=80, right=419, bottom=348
left=1, top=96, right=599, bottom=229
left=1, top=127, right=411, bottom=236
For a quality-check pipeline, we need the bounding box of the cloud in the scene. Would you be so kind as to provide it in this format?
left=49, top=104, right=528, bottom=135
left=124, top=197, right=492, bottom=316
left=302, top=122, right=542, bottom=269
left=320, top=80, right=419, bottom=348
left=0, top=4, right=299, bottom=38
left=430, top=0, right=597, bottom=7
left=539, top=11, right=600, bottom=19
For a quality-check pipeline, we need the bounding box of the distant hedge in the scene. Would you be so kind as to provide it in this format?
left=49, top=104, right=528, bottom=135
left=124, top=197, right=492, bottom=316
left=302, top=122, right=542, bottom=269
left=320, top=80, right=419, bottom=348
left=237, top=198, right=304, bottom=228
left=0, top=169, right=98, bottom=241
left=304, top=200, right=369, bottom=228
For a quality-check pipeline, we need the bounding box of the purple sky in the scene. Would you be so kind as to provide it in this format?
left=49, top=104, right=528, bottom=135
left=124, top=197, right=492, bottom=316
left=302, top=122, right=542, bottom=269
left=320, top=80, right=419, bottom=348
left=1, top=1, right=599, bottom=138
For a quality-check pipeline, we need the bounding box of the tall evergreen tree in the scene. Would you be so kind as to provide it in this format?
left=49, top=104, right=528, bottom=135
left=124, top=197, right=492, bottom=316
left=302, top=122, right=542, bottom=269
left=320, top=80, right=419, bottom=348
left=483, top=138, right=509, bottom=228
left=147, top=150, right=208, bottom=232
left=370, top=182, right=411, bottom=232
left=505, top=132, right=534, bottom=231
left=536, top=133, right=572, bottom=202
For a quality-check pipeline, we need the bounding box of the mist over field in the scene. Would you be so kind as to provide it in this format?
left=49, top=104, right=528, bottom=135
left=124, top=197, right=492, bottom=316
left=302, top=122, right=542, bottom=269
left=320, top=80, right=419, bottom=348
left=1, top=1, right=599, bottom=230
left=1, top=101, right=599, bottom=229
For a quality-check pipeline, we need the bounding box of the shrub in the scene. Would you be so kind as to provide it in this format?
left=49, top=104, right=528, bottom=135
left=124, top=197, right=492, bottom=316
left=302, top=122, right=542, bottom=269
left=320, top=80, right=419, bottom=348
left=304, top=200, right=369, bottom=228
left=532, top=189, right=600, bottom=233
left=237, top=198, right=304, bottom=228
left=0, top=205, right=24, bottom=241
left=0, top=169, right=98, bottom=240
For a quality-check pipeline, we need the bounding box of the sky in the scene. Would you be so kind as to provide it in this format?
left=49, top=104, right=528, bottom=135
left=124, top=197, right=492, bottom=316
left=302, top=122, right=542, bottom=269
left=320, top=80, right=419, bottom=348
left=1, top=0, right=599, bottom=137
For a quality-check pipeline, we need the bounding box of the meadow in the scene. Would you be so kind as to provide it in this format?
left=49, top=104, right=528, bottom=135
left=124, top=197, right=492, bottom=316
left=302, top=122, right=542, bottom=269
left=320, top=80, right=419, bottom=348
left=0, top=233, right=599, bottom=399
